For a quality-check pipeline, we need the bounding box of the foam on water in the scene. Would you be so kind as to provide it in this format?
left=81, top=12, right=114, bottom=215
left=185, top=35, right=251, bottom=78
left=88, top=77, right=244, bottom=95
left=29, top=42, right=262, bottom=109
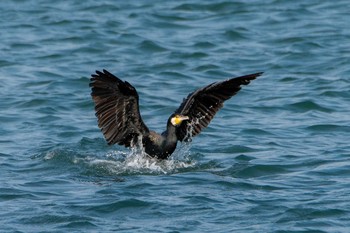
left=43, top=141, right=197, bottom=176
left=101, top=149, right=196, bottom=175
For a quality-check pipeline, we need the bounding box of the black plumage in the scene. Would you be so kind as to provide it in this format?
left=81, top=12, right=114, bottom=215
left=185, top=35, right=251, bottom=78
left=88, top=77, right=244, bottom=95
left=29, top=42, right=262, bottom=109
left=90, top=69, right=262, bottom=159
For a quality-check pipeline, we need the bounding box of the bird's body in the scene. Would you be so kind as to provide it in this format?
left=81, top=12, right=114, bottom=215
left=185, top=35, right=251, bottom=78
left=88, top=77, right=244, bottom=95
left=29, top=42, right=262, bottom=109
left=90, top=69, right=262, bottom=159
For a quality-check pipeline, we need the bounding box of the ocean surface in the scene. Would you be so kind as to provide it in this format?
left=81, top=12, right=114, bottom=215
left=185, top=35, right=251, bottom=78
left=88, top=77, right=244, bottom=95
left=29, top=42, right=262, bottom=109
left=1, top=0, right=349, bottom=232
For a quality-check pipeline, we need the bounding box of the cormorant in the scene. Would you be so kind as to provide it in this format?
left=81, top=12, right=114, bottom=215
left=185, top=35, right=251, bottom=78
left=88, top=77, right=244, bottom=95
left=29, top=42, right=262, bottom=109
left=90, top=69, right=262, bottom=159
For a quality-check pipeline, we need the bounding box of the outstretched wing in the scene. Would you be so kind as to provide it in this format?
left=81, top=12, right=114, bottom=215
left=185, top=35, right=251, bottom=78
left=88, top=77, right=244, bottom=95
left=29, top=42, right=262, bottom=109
left=175, top=72, right=263, bottom=141
left=90, top=69, right=149, bottom=147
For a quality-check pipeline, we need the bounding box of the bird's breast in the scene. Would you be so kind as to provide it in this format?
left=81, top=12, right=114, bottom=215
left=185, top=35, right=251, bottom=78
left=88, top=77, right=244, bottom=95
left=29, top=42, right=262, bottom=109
left=142, top=132, right=177, bottom=159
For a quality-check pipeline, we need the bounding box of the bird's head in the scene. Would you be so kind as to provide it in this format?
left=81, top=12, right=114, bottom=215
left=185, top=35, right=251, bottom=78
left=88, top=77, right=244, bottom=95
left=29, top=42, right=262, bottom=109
left=170, top=114, right=189, bottom=127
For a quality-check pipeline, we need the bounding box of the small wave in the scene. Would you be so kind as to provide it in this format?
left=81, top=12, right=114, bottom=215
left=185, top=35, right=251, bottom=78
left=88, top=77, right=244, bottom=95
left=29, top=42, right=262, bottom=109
left=287, top=100, right=333, bottom=113
left=138, top=40, right=167, bottom=53
left=306, top=124, right=350, bottom=132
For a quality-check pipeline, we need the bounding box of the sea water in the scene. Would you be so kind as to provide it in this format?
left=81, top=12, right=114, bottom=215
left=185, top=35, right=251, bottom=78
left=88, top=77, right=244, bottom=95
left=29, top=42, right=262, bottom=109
left=1, top=0, right=350, bottom=232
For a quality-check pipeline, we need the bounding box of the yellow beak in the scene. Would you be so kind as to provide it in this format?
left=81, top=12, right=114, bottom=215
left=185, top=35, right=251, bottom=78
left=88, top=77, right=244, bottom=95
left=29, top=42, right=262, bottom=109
left=171, top=115, right=189, bottom=126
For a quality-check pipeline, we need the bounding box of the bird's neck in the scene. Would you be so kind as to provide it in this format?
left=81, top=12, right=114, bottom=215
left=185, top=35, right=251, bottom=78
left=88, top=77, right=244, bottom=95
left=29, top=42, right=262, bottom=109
left=162, top=124, right=178, bottom=145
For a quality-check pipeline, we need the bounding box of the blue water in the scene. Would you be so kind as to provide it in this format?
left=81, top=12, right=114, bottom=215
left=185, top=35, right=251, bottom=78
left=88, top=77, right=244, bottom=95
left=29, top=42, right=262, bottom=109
left=1, top=0, right=350, bottom=232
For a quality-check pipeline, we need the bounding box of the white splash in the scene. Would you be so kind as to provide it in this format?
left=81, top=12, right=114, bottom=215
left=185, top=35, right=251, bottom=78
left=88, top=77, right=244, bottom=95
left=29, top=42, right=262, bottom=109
left=43, top=135, right=196, bottom=175
left=99, top=145, right=196, bottom=175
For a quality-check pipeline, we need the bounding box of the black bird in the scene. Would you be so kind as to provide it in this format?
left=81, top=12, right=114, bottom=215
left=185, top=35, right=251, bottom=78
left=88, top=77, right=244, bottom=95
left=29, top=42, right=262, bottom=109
left=90, top=70, right=262, bottom=159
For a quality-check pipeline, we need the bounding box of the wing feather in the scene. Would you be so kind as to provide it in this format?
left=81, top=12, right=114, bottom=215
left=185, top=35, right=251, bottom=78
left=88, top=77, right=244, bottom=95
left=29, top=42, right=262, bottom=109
left=175, top=72, right=263, bottom=141
left=90, top=69, right=149, bottom=147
